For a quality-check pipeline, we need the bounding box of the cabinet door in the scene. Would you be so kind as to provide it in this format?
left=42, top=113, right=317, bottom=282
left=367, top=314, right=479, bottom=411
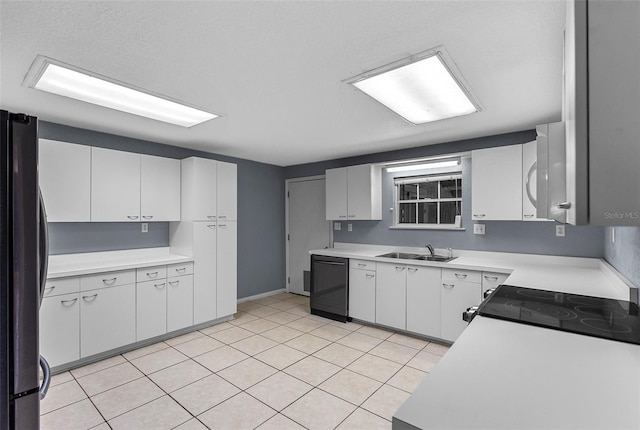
left=80, top=284, right=136, bottom=357
left=325, top=167, right=348, bottom=220
left=167, top=275, right=194, bottom=332
left=136, top=279, right=167, bottom=341
left=440, top=280, right=482, bottom=342
left=193, top=222, right=217, bottom=324
left=471, top=145, right=523, bottom=220
left=40, top=293, right=80, bottom=367
left=217, top=161, right=237, bottom=222
left=406, top=266, right=441, bottom=338
left=375, top=263, right=406, bottom=330
left=140, top=154, right=180, bottom=221
left=347, top=165, right=381, bottom=220
left=181, top=157, right=217, bottom=221
left=348, top=269, right=376, bottom=322
left=38, top=139, right=91, bottom=222
left=216, top=222, right=237, bottom=317
left=91, top=147, right=141, bottom=222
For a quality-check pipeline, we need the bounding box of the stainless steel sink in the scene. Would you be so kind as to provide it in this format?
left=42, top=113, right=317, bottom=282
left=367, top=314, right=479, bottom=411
left=376, top=252, right=456, bottom=263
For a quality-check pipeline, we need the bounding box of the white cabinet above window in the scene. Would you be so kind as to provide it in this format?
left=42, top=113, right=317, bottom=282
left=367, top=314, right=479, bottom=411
left=325, top=164, right=381, bottom=220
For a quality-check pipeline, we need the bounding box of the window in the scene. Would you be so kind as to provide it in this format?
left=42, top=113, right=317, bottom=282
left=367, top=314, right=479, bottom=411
left=395, top=174, right=462, bottom=227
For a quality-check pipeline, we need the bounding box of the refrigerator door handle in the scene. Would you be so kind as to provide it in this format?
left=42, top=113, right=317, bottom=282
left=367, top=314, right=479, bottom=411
left=39, top=355, right=50, bottom=400
left=39, top=189, right=49, bottom=306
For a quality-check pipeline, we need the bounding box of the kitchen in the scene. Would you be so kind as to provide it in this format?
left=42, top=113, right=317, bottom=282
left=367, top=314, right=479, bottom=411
left=1, top=0, right=639, bottom=429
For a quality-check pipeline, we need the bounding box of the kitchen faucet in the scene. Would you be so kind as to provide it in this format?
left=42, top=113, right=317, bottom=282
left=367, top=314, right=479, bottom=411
left=426, top=243, right=435, bottom=256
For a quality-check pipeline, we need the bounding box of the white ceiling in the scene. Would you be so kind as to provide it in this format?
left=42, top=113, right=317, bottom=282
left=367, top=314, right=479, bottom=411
left=0, top=1, right=565, bottom=166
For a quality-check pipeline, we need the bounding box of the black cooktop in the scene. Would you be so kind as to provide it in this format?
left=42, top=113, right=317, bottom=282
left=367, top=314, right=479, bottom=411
left=477, top=285, right=640, bottom=345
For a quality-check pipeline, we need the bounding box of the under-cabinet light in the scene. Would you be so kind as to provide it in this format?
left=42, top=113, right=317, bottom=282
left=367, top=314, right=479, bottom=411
left=386, top=160, right=459, bottom=173
left=25, top=56, right=218, bottom=127
left=347, top=49, right=478, bottom=124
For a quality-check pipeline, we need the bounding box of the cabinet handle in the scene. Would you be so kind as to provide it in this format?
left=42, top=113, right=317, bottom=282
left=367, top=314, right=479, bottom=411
left=60, top=298, right=78, bottom=306
left=154, top=282, right=166, bottom=289
left=44, top=286, right=56, bottom=294
left=407, top=267, right=418, bottom=272
left=146, top=271, right=158, bottom=278
left=557, top=202, right=572, bottom=210
left=454, top=273, right=467, bottom=279
left=175, top=267, right=186, bottom=273
left=395, top=266, right=405, bottom=271
left=339, top=215, right=347, bottom=219
left=348, top=215, right=356, bottom=218
left=82, top=294, right=98, bottom=302
left=207, top=224, right=216, bottom=229
left=207, top=215, right=217, bottom=220
left=102, top=277, right=117, bottom=285
left=169, top=281, right=179, bottom=286
left=443, top=283, right=455, bottom=289
left=523, top=214, right=534, bottom=218
left=218, top=224, right=227, bottom=228
left=142, top=215, right=153, bottom=220
left=484, top=275, right=498, bottom=281
left=365, top=274, right=375, bottom=279
left=357, top=263, right=367, bottom=268
left=473, top=214, right=486, bottom=218
left=218, top=215, right=227, bottom=219
left=127, top=215, right=139, bottom=220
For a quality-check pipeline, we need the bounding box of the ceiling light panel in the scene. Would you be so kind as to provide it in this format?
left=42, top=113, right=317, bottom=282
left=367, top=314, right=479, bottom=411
left=26, top=57, right=218, bottom=127
left=348, top=50, right=479, bottom=124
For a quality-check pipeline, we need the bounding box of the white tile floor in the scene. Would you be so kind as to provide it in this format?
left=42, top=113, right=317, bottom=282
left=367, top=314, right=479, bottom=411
left=40, top=292, right=449, bottom=430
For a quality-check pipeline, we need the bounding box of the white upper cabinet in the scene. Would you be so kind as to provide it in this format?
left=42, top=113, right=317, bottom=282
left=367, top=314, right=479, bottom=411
left=471, top=144, right=523, bottom=221
left=140, top=154, right=180, bottom=221
left=181, top=157, right=218, bottom=221
left=217, top=161, right=237, bottom=222
left=38, top=139, right=91, bottom=222
left=91, top=147, right=141, bottom=222
left=325, top=164, right=381, bottom=220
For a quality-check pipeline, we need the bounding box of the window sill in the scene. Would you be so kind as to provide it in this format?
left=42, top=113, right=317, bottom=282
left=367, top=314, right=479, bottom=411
left=389, top=225, right=466, bottom=231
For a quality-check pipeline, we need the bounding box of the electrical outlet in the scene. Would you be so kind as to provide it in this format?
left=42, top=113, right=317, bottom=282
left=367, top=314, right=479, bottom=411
left=556, top=225, right=565, bottom=237
left=348, top=223, right=352, bottom=232
left=473, top=224, right=485, bottom=235
left=141, top=223, right=148, bottom=233
left=334, top=222, right=341, bottom=231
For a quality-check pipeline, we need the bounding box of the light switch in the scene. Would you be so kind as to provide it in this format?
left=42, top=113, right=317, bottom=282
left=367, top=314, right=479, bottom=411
left=348, top=223, right=352, bottom=232
left=473, top=224, right=485, bottom=235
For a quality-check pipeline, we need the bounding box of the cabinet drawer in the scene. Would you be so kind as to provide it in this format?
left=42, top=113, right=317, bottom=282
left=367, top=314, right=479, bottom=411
left=481, top=272, right=510, bottom=293
left=81, top=270, right=136, bottom=291
left=167, top=262, right=194, bottom=277
left=44, top=277, right=80, bottom=297
left=442, top=268, right=481, bottom=284
left=351, top=259, right=375, bottom=271
left=136, top=266, right=167, bottom=283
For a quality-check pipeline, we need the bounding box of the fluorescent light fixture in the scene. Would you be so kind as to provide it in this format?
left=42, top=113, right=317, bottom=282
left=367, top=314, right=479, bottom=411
left=346, top=48, right=479, bottom=124
left=386, top=159, right=460, bottom=173
left=24, top=56, right=218, bottom=127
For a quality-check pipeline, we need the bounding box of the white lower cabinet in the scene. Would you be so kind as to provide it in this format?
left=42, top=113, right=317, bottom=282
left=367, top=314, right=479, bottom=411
left=192, top=222, right=218, bottom=324
left=375, top=263, right=407, bottom=330
left=406, top=266, right=442, bottom=338
left=349, top=267, right=376, bottom=322
left=216, top=222, right=237, bottom=317
left=40, top=292, right=80, bottom=367
left=481, top=271, right=510, bottom=295
left=440, top=279, right=482, bottom=342
left=80, top=284, right=136, bottom=358
left=136, top=279, right=168, bottom=341
left=167, top=274, right=194, bottom=332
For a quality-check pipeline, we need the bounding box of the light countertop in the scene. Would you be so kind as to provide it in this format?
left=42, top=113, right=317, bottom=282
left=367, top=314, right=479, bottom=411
left=47, top=247, right=193, bottom=278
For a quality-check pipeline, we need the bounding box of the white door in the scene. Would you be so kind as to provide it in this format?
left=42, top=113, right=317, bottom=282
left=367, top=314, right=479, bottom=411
left=325, top=168, right=347, bottom=220
left=140, top=154, right=181, bottom=221
left=217, top=161, right=237, bottom=221
left=288, top=178, right=331, bottom=295
left=91, top=147, right=141, bottom=222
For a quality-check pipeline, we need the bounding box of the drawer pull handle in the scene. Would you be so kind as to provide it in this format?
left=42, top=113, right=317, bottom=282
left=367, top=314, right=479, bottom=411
left=357, top=263, right=366, bottom=268
left=408, top=268, right=418, bottom=272
left=455, top=273, right=467, bottom=279
left=473, top=214, right=485, bottom=218
left=207, top=224, right=216, bottom=229
left=146, top=271, right=158, bottom=278
left=443, top=283, right=455, bottom=289
left=523, top=214, right=534, bottom=218
left=102, top=277, right=117, bottom=285
left=154, top=283, right=166, bottom=289
left=82, top=294, right=98, bottom=302
left=365, top=274, right=375, bottom=279
left=176, top=268, right=186, bottom=273
left=218, top=216, right=227, bottom=219
left=45, top=286, right=56, bottom=294
left=127, top=215, right=139, bottom=220
left=169, top=281, right=180, bottom=286
left=484, top=276, right=498, bottom=281
left=207, top=215, right=217, bottom=219
left=142, top=215, right=153, bottom=220
left=395, top=266, right=405, bottom=271
left=60, top=298, right=78, bottom=306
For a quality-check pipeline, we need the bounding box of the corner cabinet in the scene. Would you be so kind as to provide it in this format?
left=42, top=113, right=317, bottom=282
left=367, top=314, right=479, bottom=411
left=325, top=164, right=381, bottom=220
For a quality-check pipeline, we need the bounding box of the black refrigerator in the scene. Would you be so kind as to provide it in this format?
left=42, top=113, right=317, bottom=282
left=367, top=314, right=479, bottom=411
left=0, top=110, right=50, bottom=429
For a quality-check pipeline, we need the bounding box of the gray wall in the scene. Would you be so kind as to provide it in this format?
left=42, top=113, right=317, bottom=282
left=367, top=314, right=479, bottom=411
left=604, top=227, right=640, bottom=289
left=40, top=121, right=285, bottom=299
left=285, top=130, right=605, bottom=258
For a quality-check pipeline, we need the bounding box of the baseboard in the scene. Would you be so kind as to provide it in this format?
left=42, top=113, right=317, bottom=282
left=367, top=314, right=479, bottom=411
left=237, top=288, right=286, bottom=303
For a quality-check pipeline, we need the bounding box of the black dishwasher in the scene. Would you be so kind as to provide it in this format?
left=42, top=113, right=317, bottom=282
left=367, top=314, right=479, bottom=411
left=310, top=255, right=350, bottom=323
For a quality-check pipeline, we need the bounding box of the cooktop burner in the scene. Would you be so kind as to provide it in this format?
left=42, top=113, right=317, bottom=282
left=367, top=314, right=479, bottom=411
left=477, top=285, right=640, bottom=345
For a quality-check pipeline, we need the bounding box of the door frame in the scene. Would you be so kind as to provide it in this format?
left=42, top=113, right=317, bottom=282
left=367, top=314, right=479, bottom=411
left=285, top=175, right=333, bottom=294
